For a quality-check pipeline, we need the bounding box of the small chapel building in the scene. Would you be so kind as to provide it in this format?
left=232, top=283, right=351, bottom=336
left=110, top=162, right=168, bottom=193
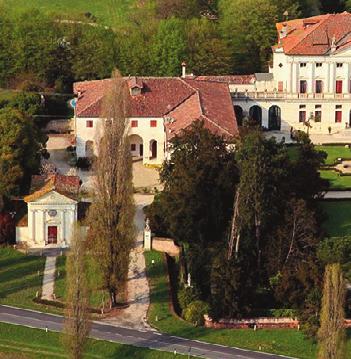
left=16, top=174, right=87, bottom=248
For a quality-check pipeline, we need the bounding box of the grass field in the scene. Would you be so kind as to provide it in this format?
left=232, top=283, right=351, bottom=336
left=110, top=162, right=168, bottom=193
left=144, top=250, right=323, bottom=359
left=3, top=0, right=136, bottom=26
left=0, top=322, right=187, bottom=358
left=319, top=170, right=351, bottom=189
left=316, top=145, right=351, bottom=165
left=54, top=255, right=110, bottom=309
left=0, top=248, right=48, bottom=311
left=320, top=200, right=351, bottom=237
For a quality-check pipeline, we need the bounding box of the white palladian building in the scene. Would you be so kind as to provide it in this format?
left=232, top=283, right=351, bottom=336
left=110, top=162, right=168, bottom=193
left=16, top=174, right=87, bottom=248
left=202, top=12, right=351, bottom=136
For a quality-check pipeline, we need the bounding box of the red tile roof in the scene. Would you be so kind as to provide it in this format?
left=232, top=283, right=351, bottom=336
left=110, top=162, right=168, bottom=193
left=25, top=174, right=80, bottom=202
left=195, top=75, right=255, bottom=84
left=276, top=12, right=351, bottom=55
left=74, top=77, right=238, bottom=137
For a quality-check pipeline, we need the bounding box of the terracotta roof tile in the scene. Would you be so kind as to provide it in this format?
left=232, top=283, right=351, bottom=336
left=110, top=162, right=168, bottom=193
left=25, top=174, right=80, bottom=202
left=276, top=12, right=351, bottom=55
left=74, top=77, right=239, bottom=137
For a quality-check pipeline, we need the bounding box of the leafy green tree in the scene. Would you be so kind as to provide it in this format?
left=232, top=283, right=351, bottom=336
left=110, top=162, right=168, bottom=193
left=219, top=0, right=278, bottom=73
left=151, top=18, right=187, bottom=76
left=0, top=108, right=43, bottom=198
left=321, top=0, right=346, bottom=13
left=155, top=0, right=200, bottom=19
left=148, top=121, right=238, bottom=295
left=186, top=18, right=232, bottom=75
left=317, top=263, right=346, bottom=359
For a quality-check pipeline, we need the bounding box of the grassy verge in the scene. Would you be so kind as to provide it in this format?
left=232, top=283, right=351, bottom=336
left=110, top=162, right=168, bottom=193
left=54, top=255, right=110, bottom=309
left=320, top=170, right=351, bottom=190
left=0, top=322, right=187, bottom=358
left=316, top=145, right=351, bottom=165
left=144, top=250, right=322, bottom=359
left=320, top=200, right=351, bottom=237
left=0, top=247, right=48, bottom=311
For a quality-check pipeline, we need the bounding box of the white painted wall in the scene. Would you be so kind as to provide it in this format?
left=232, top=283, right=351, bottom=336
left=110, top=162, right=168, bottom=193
left=75, top=117, right=166, bottom=165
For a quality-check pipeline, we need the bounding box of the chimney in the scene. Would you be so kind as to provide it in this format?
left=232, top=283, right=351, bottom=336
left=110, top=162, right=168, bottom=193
left=181, top=62, right=186, bottom=78
left=279, top=23, right=288, bottom=41
left=330, top=34, right=336, bottom=53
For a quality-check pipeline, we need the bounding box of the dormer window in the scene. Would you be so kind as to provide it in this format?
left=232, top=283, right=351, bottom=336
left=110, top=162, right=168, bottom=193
left=300, top=63, right=307, bottom=68
left=128, top=76, right=143, bottom=96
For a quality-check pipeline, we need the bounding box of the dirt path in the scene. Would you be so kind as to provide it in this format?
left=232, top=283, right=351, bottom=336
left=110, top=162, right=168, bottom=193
left=102, top=194, right=154, bottom=330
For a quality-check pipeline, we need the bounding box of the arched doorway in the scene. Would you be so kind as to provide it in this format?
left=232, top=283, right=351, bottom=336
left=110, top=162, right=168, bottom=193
left=249, top=105, right=262, bottom=126
left=150, top=140, right=157, bottom=159
left=129, top=134, right=143, bottom=158
left=268, top=105, right=281, bottom=130
left=234, top=105, right=243, bottom=126
left=85, top=140, right=94, bottom=157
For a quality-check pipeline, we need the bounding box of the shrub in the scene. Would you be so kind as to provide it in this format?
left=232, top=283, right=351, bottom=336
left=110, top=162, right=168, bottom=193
left=183, top=300, right=209, bottom=326
left=76, top=157, right=91, bottom=169
left=66, top=145, right=75, bottom=152
left=68, top=153, right=78, bottom=167
left=177, top=285, right=200, bottom=311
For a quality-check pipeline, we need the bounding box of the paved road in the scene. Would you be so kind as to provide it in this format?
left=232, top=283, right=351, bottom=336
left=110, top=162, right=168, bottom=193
left=0, top=305, right=294, bottom=359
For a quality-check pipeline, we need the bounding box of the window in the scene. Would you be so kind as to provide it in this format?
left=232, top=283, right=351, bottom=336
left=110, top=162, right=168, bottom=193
left=316, top=63, right=322, bottom=67
left=131, top=144, right=136, bottom=151
left=315, top=110, right=322, bottom=122
left=86, top=120, right=93, bottom=128
left=299, top=104, right=306, bottom=109
left=335, top=110, right=342, bottom=123
left=131, top=120, right=138, bottom=128
left=337, top=63, right=343, bottom=68
left=315, top=104, right=321, bottom=109
left=278, top=81, right=284, bottom=92
left=300, top=63, right=307, bottom=68
left=299, top=111, right=306, bottom=123
left=279, top=63, right=283, bottom=68
left=336, top=105, right=342, bottom=109
left=315, top=80, right=323, bottom=93
left=336, top=80, right=343, bottom=94
left=150, top=120, right=157, bottom=127
left=300, top=80, right=307, bottom=93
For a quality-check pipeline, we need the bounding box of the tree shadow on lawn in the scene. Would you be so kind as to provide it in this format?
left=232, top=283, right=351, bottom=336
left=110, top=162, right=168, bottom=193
left=0, top=254, right=42, bottom=270
left=0, top=257, right=44, bottom=284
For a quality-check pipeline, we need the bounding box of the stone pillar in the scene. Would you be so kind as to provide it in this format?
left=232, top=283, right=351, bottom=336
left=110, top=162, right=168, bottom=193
left=144, top=218, right=152, bottom=250
left=310, top=62, right=315, bottom=94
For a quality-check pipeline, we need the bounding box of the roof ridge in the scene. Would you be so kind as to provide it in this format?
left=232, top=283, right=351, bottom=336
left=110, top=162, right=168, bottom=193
left=288, top=14, right=331, bottom=54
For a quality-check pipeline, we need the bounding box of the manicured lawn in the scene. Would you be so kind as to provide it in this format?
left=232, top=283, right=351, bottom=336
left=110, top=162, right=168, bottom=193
left=0, top=247, right=47, bottom=311
left=54, top=255, right=109, bottom=309
left=319, top=170, right=351, bottom=189
left=0, top=322, right=187, bottom=358
left=4, top=0, right=135, bottom=26
left=316, top=145, right=351, bottom=165
left=144, top=251, right=321, bottom=359
left=320, top=200, right=351, bottom=237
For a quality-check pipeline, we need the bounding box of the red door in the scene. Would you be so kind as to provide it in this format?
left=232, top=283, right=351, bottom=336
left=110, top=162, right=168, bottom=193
left=47, top=226, right=57, bottom=244
left=336, top=80, right=343, bottom=94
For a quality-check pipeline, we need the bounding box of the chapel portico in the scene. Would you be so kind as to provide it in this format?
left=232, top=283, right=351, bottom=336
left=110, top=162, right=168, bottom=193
left=16, top=174, right=82, bottom=249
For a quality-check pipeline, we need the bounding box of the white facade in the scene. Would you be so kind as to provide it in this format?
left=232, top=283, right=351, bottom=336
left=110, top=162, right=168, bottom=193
left=232, top=45, right=351, bottom=135
left=16, top=191, right=77, bottom=248
left=75, top=116, right=166, bottom=165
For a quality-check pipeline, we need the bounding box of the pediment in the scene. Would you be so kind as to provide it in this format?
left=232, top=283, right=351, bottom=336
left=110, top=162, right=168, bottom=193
left=30, top=190, right=77, bottom=204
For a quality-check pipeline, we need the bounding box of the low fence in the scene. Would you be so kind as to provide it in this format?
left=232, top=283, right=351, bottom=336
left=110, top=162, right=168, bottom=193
left=149, top=237, right=180, bottom=256
left=204, top=316, right=351, bottom=329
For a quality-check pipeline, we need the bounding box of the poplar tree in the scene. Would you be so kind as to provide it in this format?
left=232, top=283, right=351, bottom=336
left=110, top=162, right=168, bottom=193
left=63, top=225, right=90, bottom=359
left=87, top=70, right=135, bottom=307
left=317, top=263, right=346, bottom=359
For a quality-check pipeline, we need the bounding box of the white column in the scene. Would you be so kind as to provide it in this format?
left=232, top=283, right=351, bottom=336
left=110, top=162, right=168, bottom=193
left=329, top=63, right=336, bottom=93
left=32, top=210, right=36, bottom=244
left=61, top=210, right=65, bottom=246
left=310, top=62, right=315, bottom=94
left=42, top=210, right=46, bottom=245
left=326, top=63, right=331, bottom=93
left=289, top=62, right=293, bottom=93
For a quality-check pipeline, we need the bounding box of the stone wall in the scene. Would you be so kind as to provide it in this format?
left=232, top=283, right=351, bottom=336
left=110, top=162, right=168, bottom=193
left=205, top=316, right=351, bottom=329
left=152, top=237, right=180, bottom=256
left=204, top=315, right=299, bottom=329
